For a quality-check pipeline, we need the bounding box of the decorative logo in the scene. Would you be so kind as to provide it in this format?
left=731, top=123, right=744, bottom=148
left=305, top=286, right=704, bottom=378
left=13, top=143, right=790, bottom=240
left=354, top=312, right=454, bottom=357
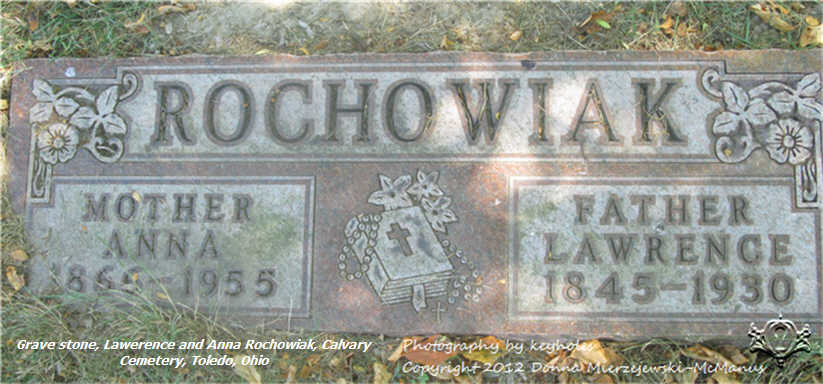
left=748, top=314, right=813, bottom=368
left=701, top=69, right=821, bottom=208
left=27, top=72, right=140, bottom=201
left=336, top=170, right=481, bottom=317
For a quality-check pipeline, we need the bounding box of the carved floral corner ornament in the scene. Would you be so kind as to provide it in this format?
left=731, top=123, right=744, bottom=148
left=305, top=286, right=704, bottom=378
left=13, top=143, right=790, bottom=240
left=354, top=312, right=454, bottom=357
left=701, top=69, right=823, bottom=208
left=27, top=72, right=139, bottom=202
left=748, top=314, right=813, bottom=368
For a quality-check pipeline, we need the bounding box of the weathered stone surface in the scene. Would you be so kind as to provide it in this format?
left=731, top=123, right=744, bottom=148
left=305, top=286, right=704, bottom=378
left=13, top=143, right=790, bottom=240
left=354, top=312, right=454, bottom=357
left=7, top=52, right=822, bottom=339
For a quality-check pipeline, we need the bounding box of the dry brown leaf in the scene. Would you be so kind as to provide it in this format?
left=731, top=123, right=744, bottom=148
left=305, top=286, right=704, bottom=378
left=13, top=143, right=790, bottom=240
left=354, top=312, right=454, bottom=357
left=676, top=23, right=688, bottom=37
left=298, top=47, right=310, bottom=56
left=800, top=24, right=823, bottom=47
left=710, top=371, right=740, bottom=384
left=10, top=249, right=29, bottom=262
left=0, top=99, right=8, bottom=111
left=27, top=12, right=39, bottom=32
left=6, top=266, right=25, bottom=292
left=401, top=336, right=458, bottom=366
left=233, top=355, right=262, bottom=384
left=768, top=0, right=791, bottom=15
left=667, top=370, right=698, bottom=384
left=579, top=9, right=618, bottom=35
left=716, top=345, right=748, bottom=365
left=298, top=364, right=311, bottom=379
left=660, top=16, right=675, bottom=36
left=681, top=345, right=734, bottom=366
left=314, top=40, right=329, bottom=50
left=157, top=5, right=187, bottom=15
left=440, top=35, right=455, bottom=50
left=125, top=13, right=149, bottom=35
left=510, top=30, right=523, bottom=41
left=284, top=365, right=297, bottom=384
left=750, top=4, right=795, bottom=32
left=387, top=339, right=407, bottom=362
left=373, top=362, right=391, bottom=384
left=462, top=336, right=506, bottom=364
left=455, top=374, right=482, bottom=384
left=570, top=340, right=622, bottom=366
left=668, top=1, right=688, bottom=17
left=806, top=16, right=820, bottom=26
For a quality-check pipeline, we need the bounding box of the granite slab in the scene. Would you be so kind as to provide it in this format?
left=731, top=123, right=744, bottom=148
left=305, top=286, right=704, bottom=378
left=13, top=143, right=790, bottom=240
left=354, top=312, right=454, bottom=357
left=6, top=51, right=822, bottom=339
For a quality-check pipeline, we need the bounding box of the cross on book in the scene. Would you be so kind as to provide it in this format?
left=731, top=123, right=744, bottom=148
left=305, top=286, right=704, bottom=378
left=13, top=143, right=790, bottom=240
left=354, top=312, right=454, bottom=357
left=387, top=222, right=413, bottom=256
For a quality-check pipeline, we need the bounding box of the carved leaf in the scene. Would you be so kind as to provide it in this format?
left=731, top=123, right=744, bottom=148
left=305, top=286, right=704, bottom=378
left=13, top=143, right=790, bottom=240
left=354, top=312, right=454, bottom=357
left=32, top=79, right=55, bottom=102
left=54, top=97, right=79, bottom=117
left=768, top=91, right=795, bottom=115
left=69, top=106, right=98, bottom=129
left=712, top=112, right=740, bottom=134
left=96, top=85, right=119, bottom=115
left=722, top=82, right=748, bottom=114
left=102, top=113, right=127, bottom=135
left=744, top=99, right=777, bottom=125
left=797, top=73, right=821, bottom=97
left=29, top=102, right=52, bottom=123
left=797, top=98, right=823, bottom=121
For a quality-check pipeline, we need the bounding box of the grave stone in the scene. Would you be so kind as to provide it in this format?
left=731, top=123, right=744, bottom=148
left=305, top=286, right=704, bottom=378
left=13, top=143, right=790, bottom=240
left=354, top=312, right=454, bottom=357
left=6, top=52, right=822, bottom=339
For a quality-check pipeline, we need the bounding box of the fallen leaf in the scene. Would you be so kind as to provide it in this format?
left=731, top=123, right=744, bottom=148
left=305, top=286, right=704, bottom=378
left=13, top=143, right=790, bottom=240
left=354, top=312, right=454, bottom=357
left=388, top=340, right=407, bottom=362
left=155, top=292, right=168, bottom=300
left=454, top=374, right=482, bottom=384
left=26, top=12, right=39, bottom=32
left=157, top=5, right=187, bottom=15
left=402, top=336, right=458, bottom=366
left=0, top=99, right=7, bottom=111
left=681, top=345, right=735, bottom=366
left=806, top=16, right=820, bottom=26
left=181, top=3, right=196, bottom=11
left=233, top=355, right=262, bottom=384
left=373, top=362, right=391, bottom=384
left=10, top=249, right=29, bottom=262
left=298, top=47, right=310, bottom=56
left=570, top=340, right=622, bottom=366
left=800, top=24, right=823, bottom=47
left=667, top=370, right=698, bottom=384
left=668, top=1, right=689, bottom=17
left=579, top=9, right=619, bottom=35
left=6, top=266, right=25, bottom=291
left=440, top=35, right=455, bottom=50
left=462, top=336, right=506, bottom=364
left=660, top=16, right=675, bottom=36
left=710, top=371, right=741, bottom=384
left=750, top=4, right=795, bottom=32
left=716, top=345, right=749, bottom=365
left=314, top=40, right=329, bottom=50
left=677, top=23, right=688, bottom=37
left=768, top=0, right=791, bottom=15
left=65, top=0, right=77, bottom=8
left=284, top=365, right=297, bottom=384
left=510, top=30, right=523, bottom=41
left=298, top=364, right=311, bottom=379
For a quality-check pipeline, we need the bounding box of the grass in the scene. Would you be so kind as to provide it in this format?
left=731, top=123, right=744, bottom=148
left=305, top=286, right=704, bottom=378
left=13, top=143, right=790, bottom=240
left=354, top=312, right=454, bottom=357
left=2, top=1, right=823, bottom=383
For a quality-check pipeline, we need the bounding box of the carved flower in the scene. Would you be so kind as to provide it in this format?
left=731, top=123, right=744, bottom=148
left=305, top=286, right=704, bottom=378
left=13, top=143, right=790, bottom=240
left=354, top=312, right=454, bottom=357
left=37, top=123, right=79, bottom=164
left=69, top=85, right=127, bottom=135
left=407, top=169, right=444, bottom=200
left=764, top=118, right=813, bottom=165
left=768, top=74, right=823, bottom=120
left=368, top=174, right=413, bottom=210
left=713, top=82, right=777, bottom=135
left=421, top=197, right=457, bottom=232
